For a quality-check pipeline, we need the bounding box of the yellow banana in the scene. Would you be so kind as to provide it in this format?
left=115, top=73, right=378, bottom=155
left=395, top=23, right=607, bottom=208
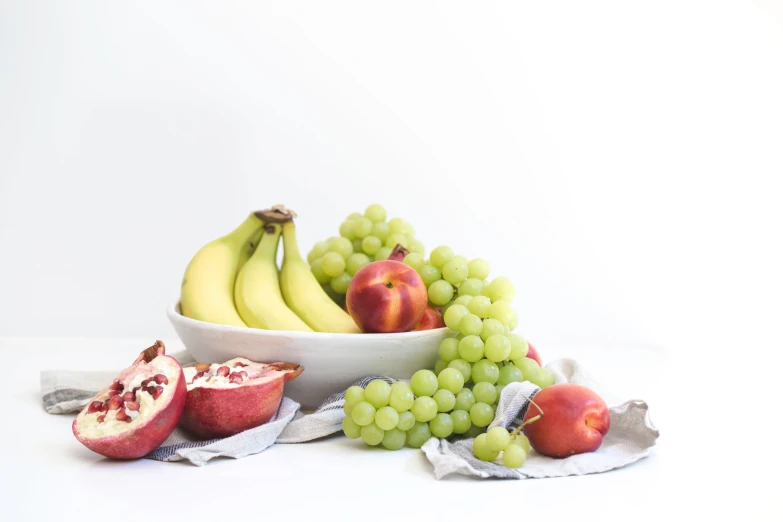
left=180, top=213, right=265, bottom=327
left=234, top=223, right=314, bottom=331
left=280, top=220, right=360, bottom=333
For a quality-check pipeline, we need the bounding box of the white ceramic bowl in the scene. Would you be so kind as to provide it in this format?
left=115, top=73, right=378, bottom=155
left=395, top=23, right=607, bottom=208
left=167, top=302, right=451, bottom=409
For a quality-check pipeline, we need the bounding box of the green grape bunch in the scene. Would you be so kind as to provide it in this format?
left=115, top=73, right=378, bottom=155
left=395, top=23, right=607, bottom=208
left=307, top=204, right=425, bottom=306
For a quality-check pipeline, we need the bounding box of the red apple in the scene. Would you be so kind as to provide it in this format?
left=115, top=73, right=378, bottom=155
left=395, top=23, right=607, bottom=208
left=346, top=260, right=428, bottom=333
left=413, top=306, right=445, bottom=331
left=526, top=342, right=542, bottom=365
left=522, top=383, right=610, bottom=458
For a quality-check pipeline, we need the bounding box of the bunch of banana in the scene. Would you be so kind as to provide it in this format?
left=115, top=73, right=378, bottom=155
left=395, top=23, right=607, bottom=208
left=179, top=206, right=360, bottom=333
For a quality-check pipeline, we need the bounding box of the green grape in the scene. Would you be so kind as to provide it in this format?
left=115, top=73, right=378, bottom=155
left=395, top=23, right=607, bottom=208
left=401, top=222, right=415, bottom=237
left=459, top=314, right=483, bottom=336
left=403, top=253, right=425, bottom=272
left=441, top=258, right=469, bottom=286
left=469, top=403, right=495, bottom=428
left=458, top=335, right=484, bottom=362
left=433, top=389, right=456, bottom=412
left=362, top=236, right=382, bottom=256
left=351, top=239, right=363, bottom=253
left=375, top=406, right=400, bottom=430
left=322, top=252, right=346, bottom=277
left=351, top=401, right=376, bottom=426
left=453, top=294, right=473, bottom=307
left=345, top=385, right=366, bottom=406
left=473, top=382, right=497, bottom=404
left=450, top=410, right=471, bottom=434
left=468, top=258, right=490, bottom=280
left=396, top=410, right=416, bottom=431
left=515, top=357, right=542, bottom=382
left=346, top=253, right=371, bottom=275
left=343, top=401, right=354, bottom=416
left=387, top=217, right=406, bottom=234
left=430, top=246, right=454, bottom=269
left=342, top=416, right=362, bottom=439
left=508, top=310, right=519, bottom=331
left=429, top=413, right=454, bottom=438
left=406, top=421, right=432, bottom=448
left=328, top=237, right=354, bottom=259
left=495, top=384, right=505, bottom=401
left=471, top=359, right=499, bottom=384
left=452, top=255, right=468, bottom=265
left=448, top=359, right=472, bottom=382
left=385, top=233, right=408, bottom=249
left=510, top=433, right=531, bottom=453
left=455, top=388, right=476, bottom=411
left=411, top=396, right=438, bottom=423
left=389, top=381, right=414, bottom=412
left=464, top=424, right=485, bottom=439
left=347, top=212, right=363, bottom=220
left=428, top=280, right=454, bottom=306
left=488, top=300, right=515, bottom=326
left=434, top=359, right=447, bottom=375
left=364, top=204, right=387, bottom=223
left=437, top=367, right=465, bottom=394
left=458, top=278, right=484, bottom=296
left=381, top=428, right=406, bottom=450
left=361, top=423, right=385, bottom=446
left=438, top=337, right=460, bottom=362
left=330, top=272, right=352, bottom=294
left=485, top=276, right=515, bottom=302
left=371, top=221, right=390, bottom=241
left=480, top=318, right=506, bottom=341
left=374, top=246, right=393, bottom=261
left=409, top=239, right=425, bottom=255
left=530, top=367, right=555, bottom=389
left=443, top=304, right=469, bottom=331
left=410, top=369, right=438, bottom=397
left=484, top=334, right=511, bottom=362
left=497, top=365, right=524, bottom=385
left=353, top=217, right=373, bottom=239
left=310, top=258, right=332, bottom=284
left=323, top=283, right=346, bottom=306
left=308, top=241, right=330, bottom=265
left=339, top=220, right=356, bottom=240
left=487, top=427, right=512, bottom=451
left=365, top=379, right=391, bottom=408
left=507, top=333, right=529, bottom=360
left=503, top=444, right=526, bottom=468
left=473, top=433, right=500, bottom=461
left=468, top=295, right=491, bottom=319
left=419, top=264, right=442, bottom=286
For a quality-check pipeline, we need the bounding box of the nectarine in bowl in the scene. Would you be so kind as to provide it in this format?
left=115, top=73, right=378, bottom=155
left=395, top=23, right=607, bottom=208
left=167, top=301, right=450, bottom=409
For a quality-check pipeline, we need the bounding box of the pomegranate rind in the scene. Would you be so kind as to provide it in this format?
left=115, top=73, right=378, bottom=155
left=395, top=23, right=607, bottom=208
left=180, top=359, right=304, bottom=439
left=71, top=341, right=187, bottom=460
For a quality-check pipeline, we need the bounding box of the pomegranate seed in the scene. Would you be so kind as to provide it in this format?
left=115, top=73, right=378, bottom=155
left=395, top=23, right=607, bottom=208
left=97, top=415, right=106, bottom=423
left=229, top=373, right=243, bottom=384
left=153, top=374, right=168, bottom=385
left=108, top=396, right=123, bottom=410
left=191, top=371, right=206, bottom=384
left=216, top=366, right=230, bottom=377
left=122, top=391, right=135, bottom=402
left=234, top=362, right=247, bottom=368
left=100, top=402, right=109, bottom=412
left=88, top=401, right=103, bottom=413
left=132, top=387, right=140, bottom=394
left=126, top=401, right=140, bottom=411
left=141, top=379, right=151, bottom=387
left=116, top=410, right=129, bottom=422
left=238, top=371, right=248, bottom=379
left=109, top=381, right=123, bottom=391
left=107, top=389, right=121, bottom=397
left=151, top=386, right=164, bottom=400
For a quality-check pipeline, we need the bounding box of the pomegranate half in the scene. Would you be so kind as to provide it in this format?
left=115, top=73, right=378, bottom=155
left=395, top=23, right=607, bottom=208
left=180, top=358, right=304, bottom=439
left=72, top=341, right=187, bottom=459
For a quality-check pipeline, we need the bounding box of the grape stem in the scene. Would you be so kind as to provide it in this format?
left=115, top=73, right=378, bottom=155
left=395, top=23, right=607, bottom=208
left=511, top=393, right=544, bottom=437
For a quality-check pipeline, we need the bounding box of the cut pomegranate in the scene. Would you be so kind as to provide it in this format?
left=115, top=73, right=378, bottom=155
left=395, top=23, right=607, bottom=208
left=72, top=341, right=186, bottom=460
left=180, top=358, right=303, bottom=439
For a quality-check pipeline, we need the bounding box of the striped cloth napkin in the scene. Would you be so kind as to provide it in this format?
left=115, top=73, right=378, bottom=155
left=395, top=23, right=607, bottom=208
left=41, top=354, right=659, bottom=477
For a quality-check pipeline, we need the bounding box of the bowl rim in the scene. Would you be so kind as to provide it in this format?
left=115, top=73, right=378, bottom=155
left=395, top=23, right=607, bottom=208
left=167, top=300, right=450, bottom=339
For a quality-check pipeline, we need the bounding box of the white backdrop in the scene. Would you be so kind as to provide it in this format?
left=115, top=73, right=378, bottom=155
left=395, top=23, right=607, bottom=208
left=1, top=1, right=781, bottom=362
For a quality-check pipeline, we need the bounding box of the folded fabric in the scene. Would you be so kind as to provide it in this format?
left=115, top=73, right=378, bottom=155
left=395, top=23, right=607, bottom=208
left=41, top=353, right=659, bottom=475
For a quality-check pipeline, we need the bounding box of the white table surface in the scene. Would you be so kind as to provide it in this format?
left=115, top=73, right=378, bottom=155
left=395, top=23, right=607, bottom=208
left=0, top=337, right=668, bottom=521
